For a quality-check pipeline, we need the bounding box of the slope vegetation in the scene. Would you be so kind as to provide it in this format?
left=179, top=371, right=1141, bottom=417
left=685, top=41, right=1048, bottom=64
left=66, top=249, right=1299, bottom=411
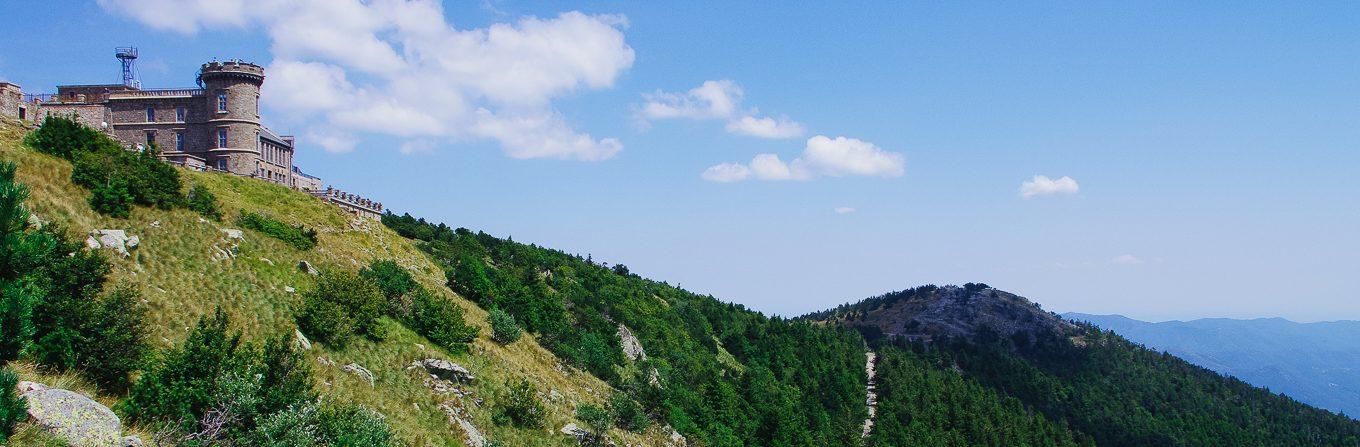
left=0, top=116, right=674, bottom=446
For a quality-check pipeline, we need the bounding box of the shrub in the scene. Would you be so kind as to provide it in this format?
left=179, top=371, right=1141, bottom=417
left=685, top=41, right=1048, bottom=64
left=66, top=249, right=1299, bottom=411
left=86, top=177, right=133, bottom=218
left=23, top=115, right=109, bottom=159
left=0, top=367, right=26, bottom=441
left=186, top=184, right=222, bottom=221
left=407, top=288, right=478, bottom=351
left=296, top=271, right=384, bottom=347
left=608, top=391, right=650, bottom=432
left=122, top=308, right=250, bottom=425
left=238, top=211, right=318, bottom=250
left=257, top=332, right=316, bottom=418
left=575, top=403, right=612, bottom=445
left=317, top=405, right=394, bottom=447
left=79, top=286, right=150, bottom=392
left=360, top=260, right=418, bottom=304
left=488, top=308, right=521, bottom=344
left=494, top=378, right=545, bottom=428
left=449, top=255, right=494, bottom=304
left=245, top=403, right=319, bottom=447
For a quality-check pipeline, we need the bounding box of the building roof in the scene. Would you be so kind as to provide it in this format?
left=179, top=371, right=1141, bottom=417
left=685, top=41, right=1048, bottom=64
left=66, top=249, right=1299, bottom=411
left=260, top=126, right=292, bottom=147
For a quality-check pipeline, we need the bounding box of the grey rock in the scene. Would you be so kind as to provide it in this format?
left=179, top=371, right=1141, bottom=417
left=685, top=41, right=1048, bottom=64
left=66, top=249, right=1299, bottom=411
left=410, top=359, right=475, bottom=383
left=284, top=286, right=296, bottom=293
left=293, top=329, right=311, bottom=351
left=560, top=422, right=587, bottom=437
left=220, top=228, right=244, bottom=240
left=17, top=381, right=46, bottom=393
left=23, top=388, right=122, bottom=447
left=85, top=236, right=101, bottom=250
left=618, top=324, right=647, bottom=361
left=124, top=235, right=139, bottom=250
left=298, top=260, right=318, bottom=275
left=342, top=363, right=374, bottom=386
left=119, top=435, right=144, bottom=447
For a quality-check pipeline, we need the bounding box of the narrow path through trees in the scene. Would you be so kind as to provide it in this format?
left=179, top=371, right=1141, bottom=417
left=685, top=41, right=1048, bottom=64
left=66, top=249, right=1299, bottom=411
left=863, top=350, right=878, bottom=438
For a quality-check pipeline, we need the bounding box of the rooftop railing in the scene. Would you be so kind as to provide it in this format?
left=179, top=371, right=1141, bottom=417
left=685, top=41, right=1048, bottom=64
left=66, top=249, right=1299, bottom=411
left=109, top=88, right=204, bottom=98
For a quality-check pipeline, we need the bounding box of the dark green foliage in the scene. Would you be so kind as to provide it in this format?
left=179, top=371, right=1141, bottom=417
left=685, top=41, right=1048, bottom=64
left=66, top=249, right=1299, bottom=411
left=123, top=308, right=324, bottom=444
left=25, top=116, right=185, bottom=216
left=186, top=184, right=222, bottom=221
left=0, top=367, right=25, bottom=441
left=494, top=378, right=545, bottom=429
left=405, top=287, right=478, bottom=351
left=79, top=286, right=151, bottom=392
left=607, top=391, right=649, bottom=432
left=383, top=212, right=869, bottom=447
left=868, top=346, right=1088, bottom=447
left=316, top=405, right=395, bottom=447
left=1, top=162, right=148, bottom=390
left=122, top=308, right=250, bottom=425
left=297, top=271, right=383, bottom=347
left=361, top=259, right=478, bottom=352
left=238, top=211, right=318, bottom=250
left=488, top=308, right=521, bottom=344
left=360, top=260, right=418, bottom=304
left=575, top=403, right=612, bottom=446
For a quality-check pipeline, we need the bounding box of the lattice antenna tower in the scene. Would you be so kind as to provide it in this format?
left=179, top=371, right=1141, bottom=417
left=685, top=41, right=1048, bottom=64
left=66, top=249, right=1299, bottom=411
left=115, top=46, right=140, bottom=89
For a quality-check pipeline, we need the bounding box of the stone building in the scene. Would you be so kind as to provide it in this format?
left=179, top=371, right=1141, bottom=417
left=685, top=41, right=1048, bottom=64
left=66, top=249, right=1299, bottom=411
left=2, top=57, right=386, bottom=219
left=5, top=60, right=305, bottom=189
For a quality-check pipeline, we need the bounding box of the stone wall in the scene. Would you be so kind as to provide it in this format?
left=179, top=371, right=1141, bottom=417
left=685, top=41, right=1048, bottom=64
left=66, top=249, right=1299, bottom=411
left=0, top=83, right=23, bottom=120
left=35, top=103, right=112, bottom=133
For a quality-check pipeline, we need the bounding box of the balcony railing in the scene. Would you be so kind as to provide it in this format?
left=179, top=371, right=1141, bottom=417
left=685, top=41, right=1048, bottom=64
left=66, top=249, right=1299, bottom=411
left=22, top=94, right=58, bottom=103
left=109, top=88, right=204, bottom=98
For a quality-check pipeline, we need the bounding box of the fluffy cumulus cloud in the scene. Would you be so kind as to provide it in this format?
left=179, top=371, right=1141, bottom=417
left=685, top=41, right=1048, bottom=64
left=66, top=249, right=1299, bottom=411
left=702, top=135, right=905, bottom=182
left=640, top=79, right=805, bottom=139
left=97, top=0, right=634, bottom=160
left=1019, top=175, right=1080, bottom=199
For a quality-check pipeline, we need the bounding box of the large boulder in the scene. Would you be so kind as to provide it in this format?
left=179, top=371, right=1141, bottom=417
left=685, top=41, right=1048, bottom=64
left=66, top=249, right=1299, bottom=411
left=298, top=260, right=319, bottom=275
left=23, top=388, right=122, bottom=447
left=87, top=229, right=136, bottom=257
left=410, top=359, right=475, bottom=383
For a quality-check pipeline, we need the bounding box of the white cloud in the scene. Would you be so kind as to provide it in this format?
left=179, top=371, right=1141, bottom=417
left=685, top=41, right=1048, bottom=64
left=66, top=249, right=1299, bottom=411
left=1110, top=254, right=1145, bottom=265
left=725, top=116, right=806, bottom=139
left=700, top=163, right=751, bottom=183
left=99, top=0, right=634, bottom=161
left=640, top=79, right=805, bottom=139
left=834, top=207, right=856, bottom=214
left=702, top=135, right=905, bottom=182
left=306, top=130, right=357, bottom=154
left=1019, top=175, right=1080, bottom=199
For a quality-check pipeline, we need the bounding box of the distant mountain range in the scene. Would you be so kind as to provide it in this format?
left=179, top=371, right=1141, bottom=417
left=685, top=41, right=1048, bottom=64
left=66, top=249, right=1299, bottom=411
left=1065, top=313, right=1360, bottom=417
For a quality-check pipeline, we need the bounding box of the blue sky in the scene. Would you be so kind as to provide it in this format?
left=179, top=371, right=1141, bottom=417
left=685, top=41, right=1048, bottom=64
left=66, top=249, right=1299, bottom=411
left=2, top=1, right=1357, bottom=321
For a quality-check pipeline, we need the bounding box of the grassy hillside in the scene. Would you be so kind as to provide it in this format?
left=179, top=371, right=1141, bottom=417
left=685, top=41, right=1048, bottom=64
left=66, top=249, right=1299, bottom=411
left=0, top=116, right=675, bottom=446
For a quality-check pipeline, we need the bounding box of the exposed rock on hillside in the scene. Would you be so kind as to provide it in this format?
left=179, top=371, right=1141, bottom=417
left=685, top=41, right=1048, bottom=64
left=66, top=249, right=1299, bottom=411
left=834, top=285, right=1075, bottom=344
left=86, top=229, right=138, bottom=257
left=618, top=324, right=647, bottom=361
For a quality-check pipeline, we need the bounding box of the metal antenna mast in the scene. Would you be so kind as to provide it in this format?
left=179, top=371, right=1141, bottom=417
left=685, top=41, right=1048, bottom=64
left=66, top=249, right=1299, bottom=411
left=115, top=47, right=140, bottom=89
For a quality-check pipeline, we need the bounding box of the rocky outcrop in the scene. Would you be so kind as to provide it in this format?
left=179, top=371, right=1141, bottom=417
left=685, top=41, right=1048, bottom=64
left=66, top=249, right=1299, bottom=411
left=618, top=323, right=647, bottom=361
left=438, top=402, right=486, bottom=447
left=86, top=229, right=138, bottom=258
left=23, top=388, right=122, bottom=447
left=298, top=260, right=318, bottom=275
left=342, top=363, right=374, bottom=386
left=409, top=359, right=475, bottom=383
left=293, top=329, right=312, bottom=351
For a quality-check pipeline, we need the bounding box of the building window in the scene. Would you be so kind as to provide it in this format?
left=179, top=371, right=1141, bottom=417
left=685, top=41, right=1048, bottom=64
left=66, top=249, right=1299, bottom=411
left=217, top=129, right=228, bottom=148
left=175, top=131, right=184, bottom=151
left=176, top=107, right=186, bottom=121
left=18, top=107, right=26, bottom=120
left=217, top=159, right=227, bottom=171
left=217, top=93, right=228, bottom=112
left=145, top=130, right=156, bottom=148
left=146, top=107, right=155, bottom=122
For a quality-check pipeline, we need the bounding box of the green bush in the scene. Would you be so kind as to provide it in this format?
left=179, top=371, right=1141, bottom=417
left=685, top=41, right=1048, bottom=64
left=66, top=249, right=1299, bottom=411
left=607, top=391, right=649, bottom=432
left=0, top=367, right=26, bottom=441
left=575, top=403, right=612, bottom=445
left=245, top=403, right=319, bottom=447
left=186, top=184, right=222, bottom=221
left=317, top=405, right=395, bottom=447
left=407, top=288, right=478, bottom=351
left=296, top=271, right=384, bottom=347
left=238, top=211, right=318, bottom=250
left=488, top=308, right=521, bottom=344
left=123, top=309, right=318, bottom=442
left=121, top=308, right=251, bottom=426
left=494, top=378, right=545, bottom=428
left=0, top=162, right=39, bottom=362
left=360, top=260, right=418, bottom=304
left=27, top=116, right=184, bottom=216
left=79, top=286, right=150, bottom=392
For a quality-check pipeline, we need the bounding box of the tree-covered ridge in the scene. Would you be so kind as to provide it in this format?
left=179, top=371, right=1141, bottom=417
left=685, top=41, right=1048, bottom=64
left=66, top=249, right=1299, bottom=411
left=823, top=285, right=1360, bottom=446
left=868, top=346, right=1092, bottom=447
left=382, top=213, right=869, bottom=447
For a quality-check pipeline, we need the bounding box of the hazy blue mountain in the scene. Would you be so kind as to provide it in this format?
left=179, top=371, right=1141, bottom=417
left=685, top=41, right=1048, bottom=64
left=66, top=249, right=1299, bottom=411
left=1065, top=312, right=1360, bottom=417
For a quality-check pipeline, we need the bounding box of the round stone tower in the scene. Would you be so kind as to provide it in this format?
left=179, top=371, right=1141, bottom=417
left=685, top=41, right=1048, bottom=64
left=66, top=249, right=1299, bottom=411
left=197, top=60, right=264, bottom=175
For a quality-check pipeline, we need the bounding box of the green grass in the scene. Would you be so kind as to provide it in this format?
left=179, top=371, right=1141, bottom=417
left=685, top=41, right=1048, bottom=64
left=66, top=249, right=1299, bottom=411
left=0, top=117, right=671, bottom=446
